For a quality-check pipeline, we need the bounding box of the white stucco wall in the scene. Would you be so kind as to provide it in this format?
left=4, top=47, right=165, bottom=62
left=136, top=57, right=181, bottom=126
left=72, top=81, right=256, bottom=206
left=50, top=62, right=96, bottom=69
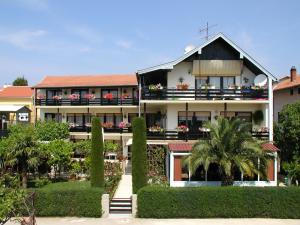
left=274, top=88, right=300, bottom=122
left=167, top=62, right=195, bottom=89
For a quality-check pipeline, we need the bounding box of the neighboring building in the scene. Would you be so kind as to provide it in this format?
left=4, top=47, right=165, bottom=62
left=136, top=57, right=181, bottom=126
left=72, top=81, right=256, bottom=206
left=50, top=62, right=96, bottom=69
left=137, top=33, right=278, bottom=187
left=0, top=86, right=33, bottom=137
left=273, top=66, right=300, bottom=122
left=33, top=33, right=279, bottom=187
left=33, top=74, right=138, bottom=163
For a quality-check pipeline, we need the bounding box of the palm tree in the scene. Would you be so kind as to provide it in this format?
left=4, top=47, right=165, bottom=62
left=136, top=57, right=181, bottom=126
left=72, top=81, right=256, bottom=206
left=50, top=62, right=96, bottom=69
left=184, top=117, right=271, bottom=185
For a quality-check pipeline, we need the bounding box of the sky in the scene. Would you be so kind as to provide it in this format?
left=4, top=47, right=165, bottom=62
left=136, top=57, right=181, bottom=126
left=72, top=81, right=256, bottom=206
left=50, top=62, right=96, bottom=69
left=0, top=0, right=299, bottom=86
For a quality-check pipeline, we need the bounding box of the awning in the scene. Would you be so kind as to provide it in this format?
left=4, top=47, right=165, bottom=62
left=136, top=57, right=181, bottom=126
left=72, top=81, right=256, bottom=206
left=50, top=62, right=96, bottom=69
left=0, top=105, right=31, bottom=112
left=192, top=60, right=242, bottom=76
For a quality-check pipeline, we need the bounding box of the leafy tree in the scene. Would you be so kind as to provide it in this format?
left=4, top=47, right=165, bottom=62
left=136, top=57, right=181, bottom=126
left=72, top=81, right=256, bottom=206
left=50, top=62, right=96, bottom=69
left=132, top=117, right=147, bottom=193
left=12, top=76, right=28, bottom=86
left=104, top=141, right=121, bottom=153
left=282, top=155, right=300, bottom=185
left=0, top=124, right=41, bottom=188
left=274, top=102, right=300, bottom=162
left=185, top=118, right=271, bottom=185
left=90, top=117, right=104, bottom=188
left=42, top=140, right=73, bottom=178
left=35, top=121, right=69, bottom=141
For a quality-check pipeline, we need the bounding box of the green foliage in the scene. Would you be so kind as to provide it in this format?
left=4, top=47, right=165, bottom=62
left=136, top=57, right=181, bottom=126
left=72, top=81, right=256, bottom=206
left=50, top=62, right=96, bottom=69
left=41, top=140, right=73, bottom=177
left=104, top=141, right=121, bottom=153
left=12, top=76, right=28, bottom=86
left=184, top=118, right=270, bottom=185
left=0, top=124, right=42, bottom=188
left=137, top=186, right=300, bottom=218
left=0, top=174, right=27, bottom=222
left=35, top=121, right=69, bottom=141
left=90, top=117, right=104, bottom=188
left=132, top=117, right=148, bottom=193
left=275, top=101, right=300, bottom=162
left=73, top=140, right=91, bottom=156
left=283, top=155, right=300, bottom=185
left=253, top=110, right=264, bottom=125
left=32, top=181, right=103, bottom=217
left=104, top=162, right=122, bottom=196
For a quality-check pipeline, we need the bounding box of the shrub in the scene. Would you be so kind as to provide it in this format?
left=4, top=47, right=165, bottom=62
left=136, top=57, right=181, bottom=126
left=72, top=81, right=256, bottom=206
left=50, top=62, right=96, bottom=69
left=35, top=121, right=69, bottom=141
left=132, top=117, right=147, bottom=194
left=138, top=186, right=300, bottom=218
left=90, top=117, right=104, bottom=187
left=32, top=181, right=103, bottom=217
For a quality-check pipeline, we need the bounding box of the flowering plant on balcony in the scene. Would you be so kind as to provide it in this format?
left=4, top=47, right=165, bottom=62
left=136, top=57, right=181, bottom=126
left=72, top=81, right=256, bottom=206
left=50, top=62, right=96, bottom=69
left=121, top=93, right=130, bottom=100
left=37, top=93, right=45, bottom=99
left=148, top=83, right=163, bottom=92
left=85, top=122, right=91, bottom=127
left=118, top=121, right=131, bottom=129
left=148, top=125, right=164, bottom=133
left=52, top=95, right=62, bottom=100
left=176, top=83, right=189, bottom=90
left=84, top=93, right=95, bottom=100
left=102, top=122, right=114, bottom=128
left=103, top=93, right=114, bottom=100
left=68, top=93, right=80, bottom=100
left=176, top=125, right=189, bottom=133
left=253, top=127, right=269, bottom=133
left=68, top=122, right=79, bottom=128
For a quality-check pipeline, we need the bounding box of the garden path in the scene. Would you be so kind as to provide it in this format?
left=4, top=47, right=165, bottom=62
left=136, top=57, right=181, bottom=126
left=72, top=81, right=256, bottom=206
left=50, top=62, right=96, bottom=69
left=113, top=174, right=132, bottom=198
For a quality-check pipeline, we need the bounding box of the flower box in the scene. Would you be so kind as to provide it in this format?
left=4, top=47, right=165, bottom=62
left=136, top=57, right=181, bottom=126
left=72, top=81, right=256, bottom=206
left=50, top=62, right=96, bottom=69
left=176, top=83, right=189, bottom=90
left=103, top=93, right=114, bottom=100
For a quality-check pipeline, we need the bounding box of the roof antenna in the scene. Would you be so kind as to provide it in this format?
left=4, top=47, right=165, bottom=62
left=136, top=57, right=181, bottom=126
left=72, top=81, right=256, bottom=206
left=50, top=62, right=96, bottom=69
left=199, top=22, right=218, bottom=41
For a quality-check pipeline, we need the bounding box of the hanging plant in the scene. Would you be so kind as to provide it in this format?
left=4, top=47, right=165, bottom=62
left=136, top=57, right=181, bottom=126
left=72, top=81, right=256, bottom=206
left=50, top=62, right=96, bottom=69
left=253, top=110, right=264, bottom=125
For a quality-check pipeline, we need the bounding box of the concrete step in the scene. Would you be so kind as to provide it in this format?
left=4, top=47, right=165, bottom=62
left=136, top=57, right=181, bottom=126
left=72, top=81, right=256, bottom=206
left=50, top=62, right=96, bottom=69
left=109, top=198, right=132, bottom=214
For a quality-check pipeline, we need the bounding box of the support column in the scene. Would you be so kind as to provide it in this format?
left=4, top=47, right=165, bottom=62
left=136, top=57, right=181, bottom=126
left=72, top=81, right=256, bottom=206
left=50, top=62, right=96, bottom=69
left=138, top=74, right=142, bottom=117
left=57, top=108, right=60, bottom=123
left=169, top=152, right=174, bottom=185
left=268, top=77, right=273, bottom=141
left=224, top=103, right=228, bottom=118
left=143, top=103, right=146, bottom=118
left=185, top=103, right=188, bottom=142
left=34, top=88, right=37, bottom=124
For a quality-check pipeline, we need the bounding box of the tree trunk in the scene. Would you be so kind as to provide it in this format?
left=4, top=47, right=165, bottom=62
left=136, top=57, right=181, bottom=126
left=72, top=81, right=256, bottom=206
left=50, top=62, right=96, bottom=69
left=21, top=169, right=28, bottom=188
left=205, top=170, right=208, bottom=182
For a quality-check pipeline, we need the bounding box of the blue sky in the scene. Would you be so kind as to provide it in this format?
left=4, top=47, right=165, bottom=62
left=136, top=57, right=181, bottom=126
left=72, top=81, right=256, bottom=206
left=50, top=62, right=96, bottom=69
left=0, top=0, right=299, bottom=86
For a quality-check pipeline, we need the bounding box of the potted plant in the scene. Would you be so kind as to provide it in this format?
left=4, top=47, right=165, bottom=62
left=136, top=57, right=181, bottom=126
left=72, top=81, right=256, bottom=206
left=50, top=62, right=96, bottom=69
left=52, top=95, right=62, bottom=100
left=148, top=83, right=163, bottom=92
left=176, top=77, right=189, bottom=90
left=176, top=125, right=189, bottom=133
left=84, top=93, right=95, bottom=100
left=148, top=125, right=164, bottom=133
left=102, top=122, right=114, bottom=128
left=68, top=93, right=80, bottom=100
left=103, top=93, right=114, bottom=100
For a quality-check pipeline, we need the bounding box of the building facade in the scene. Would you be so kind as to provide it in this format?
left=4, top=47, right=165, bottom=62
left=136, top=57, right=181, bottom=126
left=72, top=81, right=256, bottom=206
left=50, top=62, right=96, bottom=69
left=274, top=66, right=300, bottom=122
left=33, top=33, right=278, bottom=187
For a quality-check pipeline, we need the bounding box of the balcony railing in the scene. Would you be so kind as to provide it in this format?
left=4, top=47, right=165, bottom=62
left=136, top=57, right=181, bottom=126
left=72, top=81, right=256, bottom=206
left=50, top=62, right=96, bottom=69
left=146, top=130, right=269, bottom=141
left=142, top=87, right=268, bottom=101
left=35, top=97, right=139, bottom=106
left=69, top=126, right=132, bottom=133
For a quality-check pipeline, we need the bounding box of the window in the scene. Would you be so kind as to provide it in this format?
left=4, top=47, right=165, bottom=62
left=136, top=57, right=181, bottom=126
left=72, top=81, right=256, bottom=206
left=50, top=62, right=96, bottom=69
left=45, top=113, right=62, bottom=122
left=96, top=113, right=123, bottom=128
left=128, top=113, right=138, bottom=123
left=178, top=111, right=211, bottom=131
left=223, top=77, right=235, bottom=89
left=67, top=114, right=91, bottom=127
left=71, top=89, right=88, bottom=98
left=46, top=89, right=62, bottom=99
left=209, top=77, right=221, bottom=89
left=195, top=77, right=208, bottom=89
left=220, top=111, right=252, bottom=123
left=290, top=89, right=294, bottom=95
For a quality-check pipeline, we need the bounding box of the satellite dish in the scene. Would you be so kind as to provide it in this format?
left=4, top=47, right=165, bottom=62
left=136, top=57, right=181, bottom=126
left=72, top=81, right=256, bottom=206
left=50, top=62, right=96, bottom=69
left=254, top=74, right=267, bottom=87
left=184, top=45, right=196, bottom=53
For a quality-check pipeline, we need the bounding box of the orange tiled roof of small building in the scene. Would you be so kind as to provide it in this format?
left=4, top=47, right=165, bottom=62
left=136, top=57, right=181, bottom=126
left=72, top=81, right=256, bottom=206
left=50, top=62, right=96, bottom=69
left=274, top=75, right=300, bottom=91
left=0, top=86, right=33, bottom=98
left=34, top=74, right=137, bottom=88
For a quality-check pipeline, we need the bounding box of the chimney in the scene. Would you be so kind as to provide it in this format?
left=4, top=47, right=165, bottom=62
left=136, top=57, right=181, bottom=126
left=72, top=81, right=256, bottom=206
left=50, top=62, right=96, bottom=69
left=291, top=66, right=297, bottom=82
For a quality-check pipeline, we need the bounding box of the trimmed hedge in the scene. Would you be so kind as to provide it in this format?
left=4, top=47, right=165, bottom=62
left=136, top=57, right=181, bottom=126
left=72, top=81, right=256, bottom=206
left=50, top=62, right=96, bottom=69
left=132, top=117, right=147, bottom=194
left=90, top=117, right=104, bottom=188
left=33, top=181, right=103, bottom=217
left=138, top=186, right=300, bottom=218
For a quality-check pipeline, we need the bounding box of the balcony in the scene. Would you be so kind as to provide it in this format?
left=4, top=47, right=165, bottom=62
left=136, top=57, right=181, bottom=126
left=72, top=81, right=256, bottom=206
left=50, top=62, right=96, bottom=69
left=142, top=87, right=268, bottom=101
left=69, top=125, right=132, bottom=133
left=146, top=129, right=269, bottom=141
left=35, top=97, right=139, bottom=106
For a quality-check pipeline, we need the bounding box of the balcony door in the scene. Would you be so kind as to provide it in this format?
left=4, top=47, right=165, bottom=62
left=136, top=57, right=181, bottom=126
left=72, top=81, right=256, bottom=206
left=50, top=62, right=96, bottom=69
left=46, top=89, right=62, bottom=105
left=101, top=89, right=118, bottom=105
left=71, top=89, right=89, bottom=105
left=178, top=111, right=211, bottom=132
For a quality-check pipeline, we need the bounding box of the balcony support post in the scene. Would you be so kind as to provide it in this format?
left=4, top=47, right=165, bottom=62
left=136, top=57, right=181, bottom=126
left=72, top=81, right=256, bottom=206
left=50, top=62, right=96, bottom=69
left=138, top=74, right=142, bottom=117
left=56, top=108, right=60, bottom=123
left=268, top=77, right=273, bottom=142
left=34, top=88, right=37, bottom=125
left=185, top=102, right=188, bottom=142
left=224, top=103, right=228, bottom=118
left=143, top=103, right=146, bottom=119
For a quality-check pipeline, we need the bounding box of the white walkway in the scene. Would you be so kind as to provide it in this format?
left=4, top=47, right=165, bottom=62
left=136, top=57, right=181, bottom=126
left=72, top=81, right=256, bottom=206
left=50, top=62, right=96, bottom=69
left=113, top=174, right=132, bottom=198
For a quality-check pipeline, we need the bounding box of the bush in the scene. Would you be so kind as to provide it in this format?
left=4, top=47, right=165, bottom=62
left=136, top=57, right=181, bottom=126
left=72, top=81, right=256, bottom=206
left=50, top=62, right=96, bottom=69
left=35, top=121, right=69, bottom=141
left=132, top=117, right=147, bottom=194
left=32, top=181, right=103, bottom=217
left=138, top=186, right=300, bottom=218
left=90, top=117, right=104, bottom=187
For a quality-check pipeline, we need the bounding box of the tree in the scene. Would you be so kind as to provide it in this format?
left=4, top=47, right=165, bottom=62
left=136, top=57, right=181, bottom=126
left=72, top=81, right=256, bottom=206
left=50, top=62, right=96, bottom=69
left=35, top=121, right=69, bottom=141
left=282, top=155, right=300, bottom=185
left=274, top=102, right=300, bottom=162
left=12, top=76, right=28, bottom=86
left=0, top=124, right=41, bottom=188
left=42, top=140, right=73, bottom=179
left=90, top=117, right=104, bottom=188
left=185, top=118, right=271, bottom=185
left=132, top=117, right=147, bottom=193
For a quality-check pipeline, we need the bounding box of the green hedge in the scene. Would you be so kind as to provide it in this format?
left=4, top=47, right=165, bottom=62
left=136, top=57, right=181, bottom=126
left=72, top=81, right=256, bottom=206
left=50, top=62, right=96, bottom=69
left=32, top=181, right=103, bottom=217
left=138, top=186, right=300, bottom=218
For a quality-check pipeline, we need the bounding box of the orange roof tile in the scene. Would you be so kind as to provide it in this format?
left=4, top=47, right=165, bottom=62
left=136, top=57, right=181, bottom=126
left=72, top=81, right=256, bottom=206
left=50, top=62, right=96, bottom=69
left=274, top=75, right=300, bottom=91
left=34, top=74, right=137, bottom=88
left=0, top=86, right=33, bottom=98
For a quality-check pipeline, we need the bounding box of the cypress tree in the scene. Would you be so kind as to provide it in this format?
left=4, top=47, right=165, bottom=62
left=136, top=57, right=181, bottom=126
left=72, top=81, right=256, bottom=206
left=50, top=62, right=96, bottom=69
left=132, top=117, right=148, bottom=193
left=90, top=117, right=104, bottom=187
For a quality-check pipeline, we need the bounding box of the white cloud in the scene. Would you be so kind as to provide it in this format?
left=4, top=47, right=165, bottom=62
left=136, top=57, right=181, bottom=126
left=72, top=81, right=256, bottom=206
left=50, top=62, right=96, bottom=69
left=115, top=40, right=133, bottom=49
left=0, top=29, right=47, bottom=50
